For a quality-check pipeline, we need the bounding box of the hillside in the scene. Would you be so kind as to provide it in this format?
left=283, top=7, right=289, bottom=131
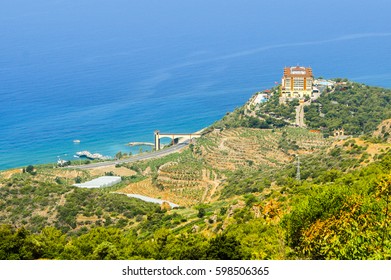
left=0, top=169, right=164, bottom=235
left=250, top=81, right=391, bottom=138
left=373, top=119, right=391, bottom=142
left=304, top=82, right=391, bottom=136
left=1, top=81, right=391, bottom=260
left=115, top=126, right=329, bottom=206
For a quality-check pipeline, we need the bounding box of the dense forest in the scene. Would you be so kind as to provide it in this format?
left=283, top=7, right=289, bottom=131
left=1, top=80, right=391, bottom=260
left=304, top=82, right=391, bottom=137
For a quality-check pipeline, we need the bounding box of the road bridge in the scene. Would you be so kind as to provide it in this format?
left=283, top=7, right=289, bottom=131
left=154, top=130, right=201, bottom=151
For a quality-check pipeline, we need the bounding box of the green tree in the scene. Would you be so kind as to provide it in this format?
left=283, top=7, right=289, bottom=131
left=25, top=165, right=36, bottom=175
left=206, top=234, right=243, bottom=260
left=197, top=208, right=206, bottom=218
left=92, top=242, right=119, bottom=260
left=25, top=165, right=34, bottom=173
left=0, top=226, right=41, bottom=260
left=164, top=234, right=208, bottom=260
left=375, top=174, right=391, bottom=251
left=68, top=227, right=126, bottom=259
left=36, top=227, right=67, bottom=259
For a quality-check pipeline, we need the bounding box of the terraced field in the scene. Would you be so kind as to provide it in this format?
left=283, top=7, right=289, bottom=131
left=196, top=127, right=329, bottom=171
left=119, top=150, right=221, bottom=206
left=119, top=127, right=329, bottom=206
left=158, top=161, right=220, bottom=203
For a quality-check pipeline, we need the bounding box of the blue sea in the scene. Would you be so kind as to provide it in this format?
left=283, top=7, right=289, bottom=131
left=1, top=0, right=391, bottom=170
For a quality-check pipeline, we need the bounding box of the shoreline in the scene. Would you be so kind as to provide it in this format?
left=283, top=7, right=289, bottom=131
left=0, top=127, right=210, bottom=172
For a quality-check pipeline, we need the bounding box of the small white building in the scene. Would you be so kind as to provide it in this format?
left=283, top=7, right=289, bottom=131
left=313, top=79, right=335, bottom=88
left=73, top=176, right=122, bottom=188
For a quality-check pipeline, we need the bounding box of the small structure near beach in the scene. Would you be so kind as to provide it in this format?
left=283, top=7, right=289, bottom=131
left=76, top=150, right=110, bottom=160
left=73, top=176, right=121, bottom=188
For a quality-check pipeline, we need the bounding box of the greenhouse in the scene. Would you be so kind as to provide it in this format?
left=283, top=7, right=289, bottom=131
left=73, top=176, right=121, bottom=188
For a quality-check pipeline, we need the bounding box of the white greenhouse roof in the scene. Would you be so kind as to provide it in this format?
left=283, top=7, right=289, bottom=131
left=125, top=194, right=179, bottom=208
left=73, top=176, right=122, bottom=188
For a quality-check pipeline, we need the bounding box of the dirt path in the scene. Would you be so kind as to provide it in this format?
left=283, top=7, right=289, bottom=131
left=295, top=101, right=310, bottom=127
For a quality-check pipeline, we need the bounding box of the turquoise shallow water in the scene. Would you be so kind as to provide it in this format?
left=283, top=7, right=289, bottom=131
left=1, top=1, right=391, bottom=170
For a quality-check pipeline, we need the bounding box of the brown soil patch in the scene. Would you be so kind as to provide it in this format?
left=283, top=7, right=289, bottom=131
left=354, top=138, right=391, bottom=162
left=119, top=178, right=197, bottom=207
left=335, top=137, right=391, bottom=164
left=34, top=169, right=87, bottom=184
left=88, top=166, right=136, bottom=177
left=0, top=169, right=23, bottom=179
left=76, top=214, right=100, bottom=223
left=54, top=169, right=85, bottom=179
left=373, top=119, right=391, bottom=142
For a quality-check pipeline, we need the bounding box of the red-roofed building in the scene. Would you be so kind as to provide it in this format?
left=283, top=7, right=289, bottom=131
left=281, top=66, right=314, bottom=99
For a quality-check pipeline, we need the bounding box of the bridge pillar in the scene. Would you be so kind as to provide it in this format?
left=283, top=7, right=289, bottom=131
left=153, top=131, right=202, bottom=151
left=154, top=130, right=161, bottom=151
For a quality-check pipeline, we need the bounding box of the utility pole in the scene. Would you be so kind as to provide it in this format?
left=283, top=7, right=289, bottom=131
left=296, top=155, right=301, bottom=182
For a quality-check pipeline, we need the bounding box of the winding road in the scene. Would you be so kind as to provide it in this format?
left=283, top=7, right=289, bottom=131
left=72, top=141, right=189, bottom=170
left=295, top=101, right=310, bottom=127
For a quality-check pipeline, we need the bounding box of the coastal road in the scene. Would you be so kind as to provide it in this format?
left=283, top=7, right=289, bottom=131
left=72, top=141, right=189, bottom=170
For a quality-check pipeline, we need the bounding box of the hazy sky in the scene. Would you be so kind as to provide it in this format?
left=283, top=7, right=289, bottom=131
left=1, top=0, right=390, bottom=48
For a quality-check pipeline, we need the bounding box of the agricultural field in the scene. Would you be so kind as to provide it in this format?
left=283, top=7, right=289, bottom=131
left=114, top=126, right=329, bottom=206
left=195, top=127, right=329, bottom=171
